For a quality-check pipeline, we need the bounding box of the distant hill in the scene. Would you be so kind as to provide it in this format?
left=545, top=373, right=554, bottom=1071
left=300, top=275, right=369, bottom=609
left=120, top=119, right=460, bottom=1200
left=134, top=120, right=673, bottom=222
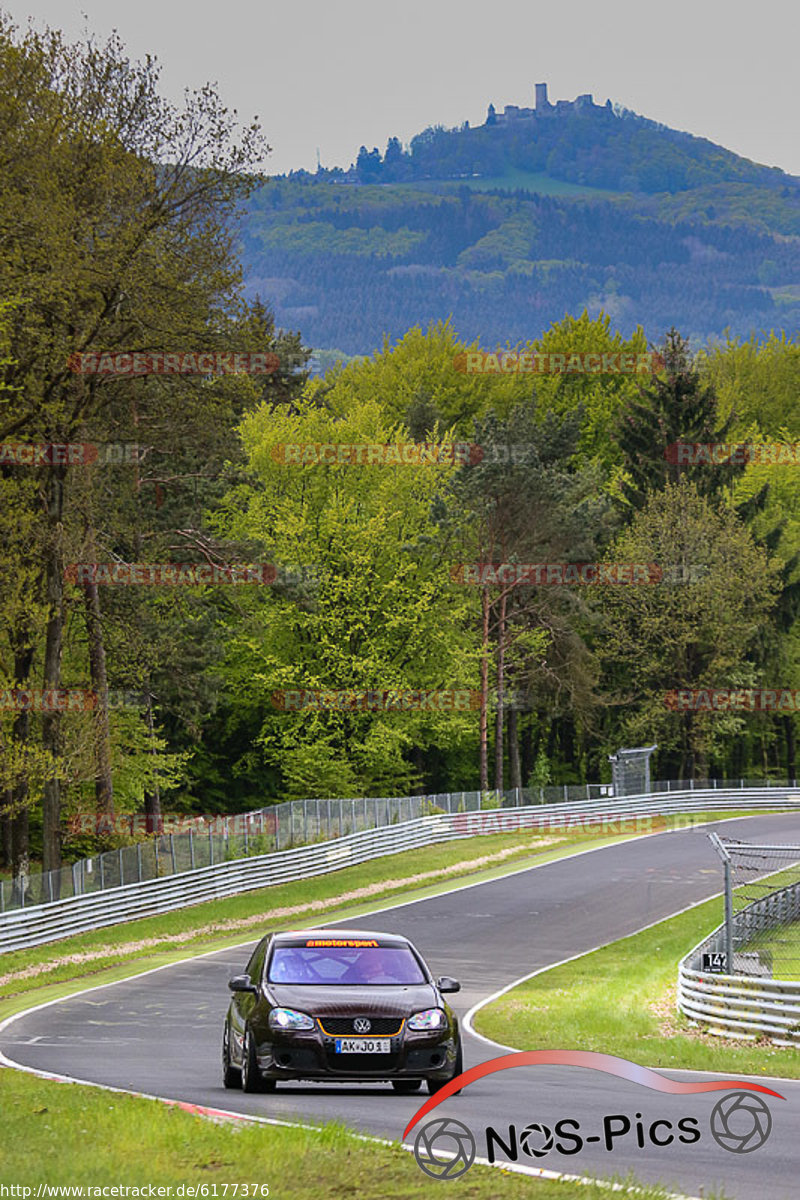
left=239, top=86, right=800, bottom=355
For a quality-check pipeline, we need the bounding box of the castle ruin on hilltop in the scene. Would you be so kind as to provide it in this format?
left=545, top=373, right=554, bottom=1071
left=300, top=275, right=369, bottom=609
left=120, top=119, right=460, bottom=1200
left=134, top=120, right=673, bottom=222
left=486, top=82, right=612, bottom=125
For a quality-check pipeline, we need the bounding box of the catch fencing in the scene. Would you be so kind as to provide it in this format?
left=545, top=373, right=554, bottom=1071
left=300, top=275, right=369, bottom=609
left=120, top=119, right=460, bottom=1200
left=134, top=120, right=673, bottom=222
left=1, top=784, right=798, bottom=953
left=678, top=835, right=800, bottom=1043
left=1, top=775, right=794, bottom=915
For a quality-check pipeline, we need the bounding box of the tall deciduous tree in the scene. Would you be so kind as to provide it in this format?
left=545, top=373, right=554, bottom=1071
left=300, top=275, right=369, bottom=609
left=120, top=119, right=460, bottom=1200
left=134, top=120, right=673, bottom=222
left=597, top=480, right=779, bottom=779
left=0, top=16, right=266, bottom=871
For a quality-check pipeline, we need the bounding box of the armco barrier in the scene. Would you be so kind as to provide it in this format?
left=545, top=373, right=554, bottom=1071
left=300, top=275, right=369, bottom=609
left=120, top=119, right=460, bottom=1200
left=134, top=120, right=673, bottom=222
left=678, top=873, right=800, bottom=1044
left=1, top=786, right=799, bottom=954
left=678, top=923, right=800, bottom=1045
left=8, top=776, right=792, bottom=912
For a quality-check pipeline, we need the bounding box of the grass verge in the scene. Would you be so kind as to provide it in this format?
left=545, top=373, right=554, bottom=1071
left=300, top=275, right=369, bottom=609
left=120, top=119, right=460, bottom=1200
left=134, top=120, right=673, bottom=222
left=0, top=821, right=700, bottom=1003
left=0, top=809, right=781, bottom=1014
left=0, top=809, right=779, bottom=1198
left=473, top=895, right=800, bottom=1078
left=0, top=1068, right=701, bottom=1198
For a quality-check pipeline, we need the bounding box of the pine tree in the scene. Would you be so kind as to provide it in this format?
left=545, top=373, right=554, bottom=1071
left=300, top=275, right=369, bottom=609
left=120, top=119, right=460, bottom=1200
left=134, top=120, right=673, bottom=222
left=616, top=328, right=743, bottom=511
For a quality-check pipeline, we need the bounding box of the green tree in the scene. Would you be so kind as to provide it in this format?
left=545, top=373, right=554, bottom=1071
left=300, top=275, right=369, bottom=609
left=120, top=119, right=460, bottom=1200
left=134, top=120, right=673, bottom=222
left=213, top=395, right=478, bottom=798
left=597, top=480, right=779, bottom=779
left=0, top=16, right=265, bottom=871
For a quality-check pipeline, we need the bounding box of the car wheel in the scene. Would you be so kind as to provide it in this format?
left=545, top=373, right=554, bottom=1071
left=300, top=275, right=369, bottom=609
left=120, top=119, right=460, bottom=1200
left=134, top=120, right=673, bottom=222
left=426, top=1044, right=463, bottom=1096
left=241, top=1029, right=275, bottom=1093
left=222, top=1025, right=241, bottom=1090
left=391, top=1079, right=422, bottom=1093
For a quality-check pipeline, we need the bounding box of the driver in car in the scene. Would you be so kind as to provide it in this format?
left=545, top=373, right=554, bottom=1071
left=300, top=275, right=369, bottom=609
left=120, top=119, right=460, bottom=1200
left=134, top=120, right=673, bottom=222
left=355, top=949, right=398, bottom=984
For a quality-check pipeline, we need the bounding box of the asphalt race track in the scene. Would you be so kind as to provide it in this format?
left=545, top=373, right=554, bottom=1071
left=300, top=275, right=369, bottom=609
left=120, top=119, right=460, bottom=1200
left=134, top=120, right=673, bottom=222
left=3, top=816, right=799, bottom=1198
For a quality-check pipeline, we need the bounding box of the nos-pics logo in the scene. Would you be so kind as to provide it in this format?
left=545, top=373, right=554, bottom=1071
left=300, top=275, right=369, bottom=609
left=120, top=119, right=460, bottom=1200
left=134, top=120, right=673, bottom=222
left=405, top=1051, right=782, bottom=1181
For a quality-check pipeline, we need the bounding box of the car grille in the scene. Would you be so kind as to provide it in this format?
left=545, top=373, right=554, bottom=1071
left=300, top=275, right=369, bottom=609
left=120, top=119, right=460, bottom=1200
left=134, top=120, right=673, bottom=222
left=318, top=1016, right=404, bottom=1036
left=325, top=1050, right=400, bottom=1073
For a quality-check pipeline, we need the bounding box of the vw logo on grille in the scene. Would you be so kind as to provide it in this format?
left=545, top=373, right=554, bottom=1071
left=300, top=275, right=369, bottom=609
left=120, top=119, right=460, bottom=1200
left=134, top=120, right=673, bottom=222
left=353, top=1017, right=372, bottom=1034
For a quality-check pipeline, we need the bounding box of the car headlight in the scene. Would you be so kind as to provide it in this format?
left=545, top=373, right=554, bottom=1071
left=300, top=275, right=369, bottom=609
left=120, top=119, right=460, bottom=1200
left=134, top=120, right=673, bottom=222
left=269, top=1007, right=315, bottom=1031
left=408, top=1007, right=447, bottom=1031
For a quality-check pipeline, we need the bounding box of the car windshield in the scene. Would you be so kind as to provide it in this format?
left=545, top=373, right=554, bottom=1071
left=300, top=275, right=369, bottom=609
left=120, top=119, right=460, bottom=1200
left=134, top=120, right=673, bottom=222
left=268, top=945, right=427, bottom=985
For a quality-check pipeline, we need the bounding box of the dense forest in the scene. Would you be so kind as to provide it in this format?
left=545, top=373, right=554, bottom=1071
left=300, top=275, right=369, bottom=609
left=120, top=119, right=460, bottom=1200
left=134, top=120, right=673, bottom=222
left=1, top=20, right=799, bottom=886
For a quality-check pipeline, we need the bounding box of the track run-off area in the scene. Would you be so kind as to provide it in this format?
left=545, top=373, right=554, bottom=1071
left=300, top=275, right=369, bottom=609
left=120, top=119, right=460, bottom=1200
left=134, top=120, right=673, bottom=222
left=2, top=815, right=799, bottom=1199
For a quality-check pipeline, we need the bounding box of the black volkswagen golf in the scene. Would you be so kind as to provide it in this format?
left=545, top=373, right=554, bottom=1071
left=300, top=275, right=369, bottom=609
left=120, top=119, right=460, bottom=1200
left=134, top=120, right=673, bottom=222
left=223, top=927, right=463, bottom=1095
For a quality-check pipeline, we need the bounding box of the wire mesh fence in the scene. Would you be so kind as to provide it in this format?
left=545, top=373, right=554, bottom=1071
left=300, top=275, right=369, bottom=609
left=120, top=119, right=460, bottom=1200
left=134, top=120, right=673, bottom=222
left=708, top=833, right=800, bottom=979
left=1, top=775, right=795, bottom=915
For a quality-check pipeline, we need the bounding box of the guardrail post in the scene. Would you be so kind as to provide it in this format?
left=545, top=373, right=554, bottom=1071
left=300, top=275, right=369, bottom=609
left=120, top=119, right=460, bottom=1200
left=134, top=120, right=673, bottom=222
left=170, top=834, right=176, bottom=874
left=154, top=837, right=160, bottom=877
left=119, top=847, right=124, bottom=886
left=137, top=843, right=142, bottom=882
left=723, top=860, right=734, bottom=972
left=99, top=854, right=105, bottom=890
left=209, top=827, right=214, bottom=865
left=189, top=829, right=195, bottom=870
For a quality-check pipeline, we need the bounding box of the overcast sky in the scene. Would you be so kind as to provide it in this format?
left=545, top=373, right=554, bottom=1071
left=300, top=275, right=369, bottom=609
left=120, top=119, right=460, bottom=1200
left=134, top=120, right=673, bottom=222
left=7, top=0, right=800, bottom=178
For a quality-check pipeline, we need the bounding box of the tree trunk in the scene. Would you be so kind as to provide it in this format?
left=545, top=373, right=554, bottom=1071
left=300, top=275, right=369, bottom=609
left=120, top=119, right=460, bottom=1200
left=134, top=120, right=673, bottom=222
left=10, top=644, right=34, bottom=893
left=494, top=591, right=506, bottom=791
left=144, top=692, right=162, bottom=834
left=41, top=469, right=66, bottom=876
left=479, top=588, right=490, bottom=791
left=1, top=793, right=11, bottom=870
left=521, top=718, right=533, bottom=788
left=784, top=714, right=796, bottom=782
left=83, top=573, right=114, bottom=816
left=508, top=705, right=522, bottom=790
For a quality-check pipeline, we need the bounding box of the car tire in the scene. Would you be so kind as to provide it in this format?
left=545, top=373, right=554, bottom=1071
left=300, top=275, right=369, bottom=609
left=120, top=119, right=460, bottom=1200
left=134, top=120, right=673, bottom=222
left=241, top=1029, right=275, bottom=1093
left=426, top=1044, right=463, bottom=1096
left=391, top=1079, right=423, bottom=1093
left=222, top=1025, right=241, bottom=1090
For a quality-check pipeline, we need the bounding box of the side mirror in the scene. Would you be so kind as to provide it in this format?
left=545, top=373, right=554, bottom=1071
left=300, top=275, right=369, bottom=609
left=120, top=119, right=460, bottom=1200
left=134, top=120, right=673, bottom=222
left=437, top=976, right=461, bottom=994
left=228, top=974, right=258, bottom=994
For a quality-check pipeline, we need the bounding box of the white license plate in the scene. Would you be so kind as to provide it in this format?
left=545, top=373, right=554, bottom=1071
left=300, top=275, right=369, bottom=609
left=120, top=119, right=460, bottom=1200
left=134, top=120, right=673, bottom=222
left=334, top=1037, right=391, bottom=1054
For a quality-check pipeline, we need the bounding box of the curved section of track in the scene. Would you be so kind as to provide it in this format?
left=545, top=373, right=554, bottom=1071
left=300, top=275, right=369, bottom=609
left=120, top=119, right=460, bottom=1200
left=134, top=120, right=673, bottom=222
left=3, top=816, right=799, bottom=1199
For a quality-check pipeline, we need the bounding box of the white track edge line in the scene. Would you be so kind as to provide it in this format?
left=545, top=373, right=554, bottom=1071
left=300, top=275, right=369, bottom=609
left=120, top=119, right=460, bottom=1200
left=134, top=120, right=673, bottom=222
left=0, top=812, right=790, bottom=1199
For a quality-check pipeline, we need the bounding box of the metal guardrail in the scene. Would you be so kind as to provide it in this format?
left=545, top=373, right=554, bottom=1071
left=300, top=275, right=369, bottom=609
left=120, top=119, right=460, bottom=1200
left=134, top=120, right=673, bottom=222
left=4, top=776, right=794, bottom=914
left=678, top=878, right=800, bottom=1045
left=1, top=785, right=798, bottom=954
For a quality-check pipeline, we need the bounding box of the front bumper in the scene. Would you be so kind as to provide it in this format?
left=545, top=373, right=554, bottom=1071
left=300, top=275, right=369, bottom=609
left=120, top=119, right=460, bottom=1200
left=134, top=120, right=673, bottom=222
left=252, top=1026, right=458, bottom=1081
